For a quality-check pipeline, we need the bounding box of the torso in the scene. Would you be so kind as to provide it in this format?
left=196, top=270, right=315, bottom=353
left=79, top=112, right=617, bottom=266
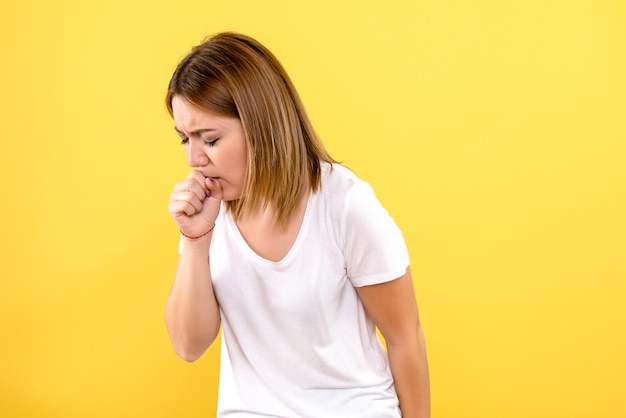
left=209, top=163, right=407, bottom=417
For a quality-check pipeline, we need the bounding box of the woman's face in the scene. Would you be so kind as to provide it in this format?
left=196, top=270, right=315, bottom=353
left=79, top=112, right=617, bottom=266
left=171, top=95, right=247, bottom=201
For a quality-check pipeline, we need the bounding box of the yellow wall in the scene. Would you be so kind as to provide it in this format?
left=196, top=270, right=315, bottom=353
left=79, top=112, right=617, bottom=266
left=1, top=0, right=624, bottom=417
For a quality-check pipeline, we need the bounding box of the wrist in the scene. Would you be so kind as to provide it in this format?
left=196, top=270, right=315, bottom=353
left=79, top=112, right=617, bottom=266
left=180, top=224, right=216, bottom=240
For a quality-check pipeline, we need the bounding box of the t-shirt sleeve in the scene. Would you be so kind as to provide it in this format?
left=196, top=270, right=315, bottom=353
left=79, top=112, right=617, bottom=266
left=340, top=180, right=410, bottom=287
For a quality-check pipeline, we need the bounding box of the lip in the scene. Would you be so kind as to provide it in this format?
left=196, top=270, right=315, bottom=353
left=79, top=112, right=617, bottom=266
left=195, top=170, right=217, bottom=180
left=207, top=176, right=223, bottom=185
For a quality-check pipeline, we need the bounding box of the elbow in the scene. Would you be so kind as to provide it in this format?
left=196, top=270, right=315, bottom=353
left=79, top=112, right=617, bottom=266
left=164, top=306, right=221, bottom=362
left=171, top=334, right=216, bottom=362
left=167, top=326, right=220, bottom=362
left=174, top=345, right=205, bottom=362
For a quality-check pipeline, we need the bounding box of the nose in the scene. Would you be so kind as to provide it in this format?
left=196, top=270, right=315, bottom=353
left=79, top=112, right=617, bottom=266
left=187, top=141, right=209, bottom=167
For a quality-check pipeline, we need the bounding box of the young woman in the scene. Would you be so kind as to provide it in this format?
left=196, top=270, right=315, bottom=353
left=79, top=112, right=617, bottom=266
left=165, top=32, right=430, bottom=417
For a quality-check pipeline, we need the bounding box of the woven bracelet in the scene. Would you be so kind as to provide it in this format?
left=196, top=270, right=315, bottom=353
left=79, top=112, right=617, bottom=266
left=180, top=224, right=215, bottom=240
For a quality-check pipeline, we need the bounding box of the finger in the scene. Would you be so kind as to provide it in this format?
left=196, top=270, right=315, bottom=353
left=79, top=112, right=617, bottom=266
left=169, top=191, right=203, bottom=213
left=168, top=199, right=198, bottom=217
left=187, top=181, right=207, bottom=202
left=205, top=177, right=224, bottom=201
left=182, top=203, right=197, bottom=216
left=174, top=176, right=207, bottom=202
left=188, top=170, right=211, bottom=198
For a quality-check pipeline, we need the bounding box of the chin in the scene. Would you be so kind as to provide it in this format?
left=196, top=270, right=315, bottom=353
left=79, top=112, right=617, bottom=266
left=221, top=192, right=242, bottom=202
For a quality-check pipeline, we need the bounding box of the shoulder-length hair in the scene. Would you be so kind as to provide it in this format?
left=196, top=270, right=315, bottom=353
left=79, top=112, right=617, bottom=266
left=166, top=32, right=336, bottom=225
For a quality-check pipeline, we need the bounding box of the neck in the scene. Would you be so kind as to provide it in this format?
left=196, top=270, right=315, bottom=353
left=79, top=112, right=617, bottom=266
left=240, top=185, right=310, bottom=230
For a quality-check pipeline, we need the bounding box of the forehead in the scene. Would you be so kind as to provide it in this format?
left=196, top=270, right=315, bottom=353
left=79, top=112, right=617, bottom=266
left=171, top=96, right=233, bottom=133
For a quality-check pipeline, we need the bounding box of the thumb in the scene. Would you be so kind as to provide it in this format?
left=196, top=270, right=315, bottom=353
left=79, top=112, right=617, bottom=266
left=205, top=177, right=224, bottom=201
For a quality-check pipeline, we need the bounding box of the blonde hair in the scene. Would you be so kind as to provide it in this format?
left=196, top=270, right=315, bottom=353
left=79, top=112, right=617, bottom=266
left=166, top=32, right=336, bottom=225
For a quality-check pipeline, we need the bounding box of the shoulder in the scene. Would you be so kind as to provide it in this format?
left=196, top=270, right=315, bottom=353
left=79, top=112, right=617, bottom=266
left=318, top=162, right=391, bottom=236
left=320, top=162, right=383, bottom=211
left=319, top=162, right=409, bottom=286
left=320, top=162, right=368, bottom=201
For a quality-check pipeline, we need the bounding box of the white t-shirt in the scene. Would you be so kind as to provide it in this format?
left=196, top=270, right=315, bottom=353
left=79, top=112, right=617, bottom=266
left=186, top=163, right=410, bottom=417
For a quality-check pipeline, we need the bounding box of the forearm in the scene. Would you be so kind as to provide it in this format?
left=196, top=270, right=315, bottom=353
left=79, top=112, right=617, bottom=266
left=165, top=236, right=220, bottom=362
left=388, top=324, right=430, bottom=418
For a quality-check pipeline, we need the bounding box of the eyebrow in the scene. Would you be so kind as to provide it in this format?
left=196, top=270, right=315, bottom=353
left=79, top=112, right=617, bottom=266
left=174, top=127, right=217, bottom=137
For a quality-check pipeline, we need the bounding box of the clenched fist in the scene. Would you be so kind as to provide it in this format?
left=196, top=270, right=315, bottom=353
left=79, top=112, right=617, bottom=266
left=168, top=170, right=223, bottom=238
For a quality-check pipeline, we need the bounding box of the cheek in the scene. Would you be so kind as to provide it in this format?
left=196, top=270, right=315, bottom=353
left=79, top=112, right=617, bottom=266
left=237, top=143, right=248, bottom=171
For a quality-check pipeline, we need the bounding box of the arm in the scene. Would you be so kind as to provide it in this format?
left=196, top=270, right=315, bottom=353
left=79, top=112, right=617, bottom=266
left=356, top=267, right=430, bottom=418
left=165, top=171, right=223, bottom=362
left=165, top=235, right=220, bottom=362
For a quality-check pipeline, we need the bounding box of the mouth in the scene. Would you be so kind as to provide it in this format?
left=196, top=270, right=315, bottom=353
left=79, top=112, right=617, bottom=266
left=196, top=170, right=218, bottom=181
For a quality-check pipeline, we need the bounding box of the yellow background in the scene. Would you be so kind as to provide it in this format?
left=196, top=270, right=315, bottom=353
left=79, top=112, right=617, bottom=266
left=1, top=0, right=625, bottom=417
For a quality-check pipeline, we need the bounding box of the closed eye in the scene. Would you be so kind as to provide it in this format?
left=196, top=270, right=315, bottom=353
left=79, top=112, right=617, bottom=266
left=178, top=137, right=219, bottom=146
left=175, top=127, right=189, bottom=145
left=175, top=126, right=219, bottom=146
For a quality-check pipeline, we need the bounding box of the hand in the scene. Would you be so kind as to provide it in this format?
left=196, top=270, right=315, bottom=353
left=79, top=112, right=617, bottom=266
left=168, top=170, right=223, bottom=238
